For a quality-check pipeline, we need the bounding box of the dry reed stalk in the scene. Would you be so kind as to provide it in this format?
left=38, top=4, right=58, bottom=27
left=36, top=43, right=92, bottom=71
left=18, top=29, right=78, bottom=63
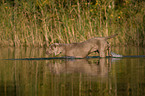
left=0, top=1, right=144, bottom=47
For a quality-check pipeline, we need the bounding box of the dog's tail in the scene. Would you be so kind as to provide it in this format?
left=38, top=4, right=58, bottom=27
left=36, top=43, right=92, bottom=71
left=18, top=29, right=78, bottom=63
left=105, top=34, right=118, bottom=39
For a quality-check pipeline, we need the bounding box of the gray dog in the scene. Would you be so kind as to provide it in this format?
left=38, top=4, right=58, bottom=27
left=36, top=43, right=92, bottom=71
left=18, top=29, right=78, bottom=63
left=46, top=34, right=118, bottom=58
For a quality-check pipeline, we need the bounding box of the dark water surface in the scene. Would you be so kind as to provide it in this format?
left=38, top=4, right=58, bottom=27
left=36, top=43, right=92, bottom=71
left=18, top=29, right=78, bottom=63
left=0, top=47, right=145, bottom=96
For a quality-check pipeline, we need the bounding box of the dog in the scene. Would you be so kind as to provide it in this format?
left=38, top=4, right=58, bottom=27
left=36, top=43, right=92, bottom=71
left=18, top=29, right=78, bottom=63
left=46, top=34, right=118, bottom=58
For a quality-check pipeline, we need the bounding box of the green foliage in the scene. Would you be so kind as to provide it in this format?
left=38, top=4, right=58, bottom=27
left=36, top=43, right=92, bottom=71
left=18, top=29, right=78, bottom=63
left=0, top=0, right=144, bottom=47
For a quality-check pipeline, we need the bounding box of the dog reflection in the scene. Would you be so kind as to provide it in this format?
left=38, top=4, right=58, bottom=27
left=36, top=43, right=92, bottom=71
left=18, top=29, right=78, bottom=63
left=48, top=58, right=111, bottom=77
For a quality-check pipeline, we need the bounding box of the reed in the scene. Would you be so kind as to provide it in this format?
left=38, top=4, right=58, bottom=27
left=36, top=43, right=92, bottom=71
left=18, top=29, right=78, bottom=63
left=0, top=0, right=144, bottom=47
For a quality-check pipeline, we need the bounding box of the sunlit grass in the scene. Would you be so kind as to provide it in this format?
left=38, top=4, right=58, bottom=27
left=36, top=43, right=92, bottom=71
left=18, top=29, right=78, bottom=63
left=0, top=0, right=144, bottom=47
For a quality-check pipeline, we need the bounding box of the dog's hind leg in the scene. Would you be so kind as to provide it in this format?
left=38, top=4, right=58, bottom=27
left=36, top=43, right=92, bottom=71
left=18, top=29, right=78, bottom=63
left=106, top=42, right=111, bottom=56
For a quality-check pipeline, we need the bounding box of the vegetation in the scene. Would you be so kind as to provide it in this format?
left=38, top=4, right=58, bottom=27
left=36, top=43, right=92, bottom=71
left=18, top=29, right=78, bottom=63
left=0, top=0, right=145, bottom=47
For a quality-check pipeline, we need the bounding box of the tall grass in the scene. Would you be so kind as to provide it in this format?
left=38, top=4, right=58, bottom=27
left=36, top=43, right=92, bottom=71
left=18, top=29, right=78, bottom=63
left=0, top=0, right=144, bottom=47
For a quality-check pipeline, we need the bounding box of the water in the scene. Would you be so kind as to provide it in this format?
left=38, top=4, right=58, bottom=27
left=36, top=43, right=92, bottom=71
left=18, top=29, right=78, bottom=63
left=0, top=47, right=145, bottom=96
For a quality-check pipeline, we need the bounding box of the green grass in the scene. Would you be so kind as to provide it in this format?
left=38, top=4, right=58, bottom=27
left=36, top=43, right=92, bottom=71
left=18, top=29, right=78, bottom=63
left=0, top=0, right=144, bottom=47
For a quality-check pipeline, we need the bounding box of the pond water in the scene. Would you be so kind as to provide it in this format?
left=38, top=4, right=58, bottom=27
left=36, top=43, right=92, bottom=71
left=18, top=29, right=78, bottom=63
left=0, top=47, right=145, bottom=96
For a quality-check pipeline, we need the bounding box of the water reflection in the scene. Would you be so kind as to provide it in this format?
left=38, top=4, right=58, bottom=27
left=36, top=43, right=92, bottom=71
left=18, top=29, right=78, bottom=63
left=48, top=58, right=110, bottom=77
left=0, top=47, right=145, bottom=96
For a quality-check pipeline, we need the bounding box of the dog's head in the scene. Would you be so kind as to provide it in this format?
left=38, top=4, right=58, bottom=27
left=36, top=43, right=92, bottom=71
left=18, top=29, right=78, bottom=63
left=46, top=43, right=63, bottom=56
